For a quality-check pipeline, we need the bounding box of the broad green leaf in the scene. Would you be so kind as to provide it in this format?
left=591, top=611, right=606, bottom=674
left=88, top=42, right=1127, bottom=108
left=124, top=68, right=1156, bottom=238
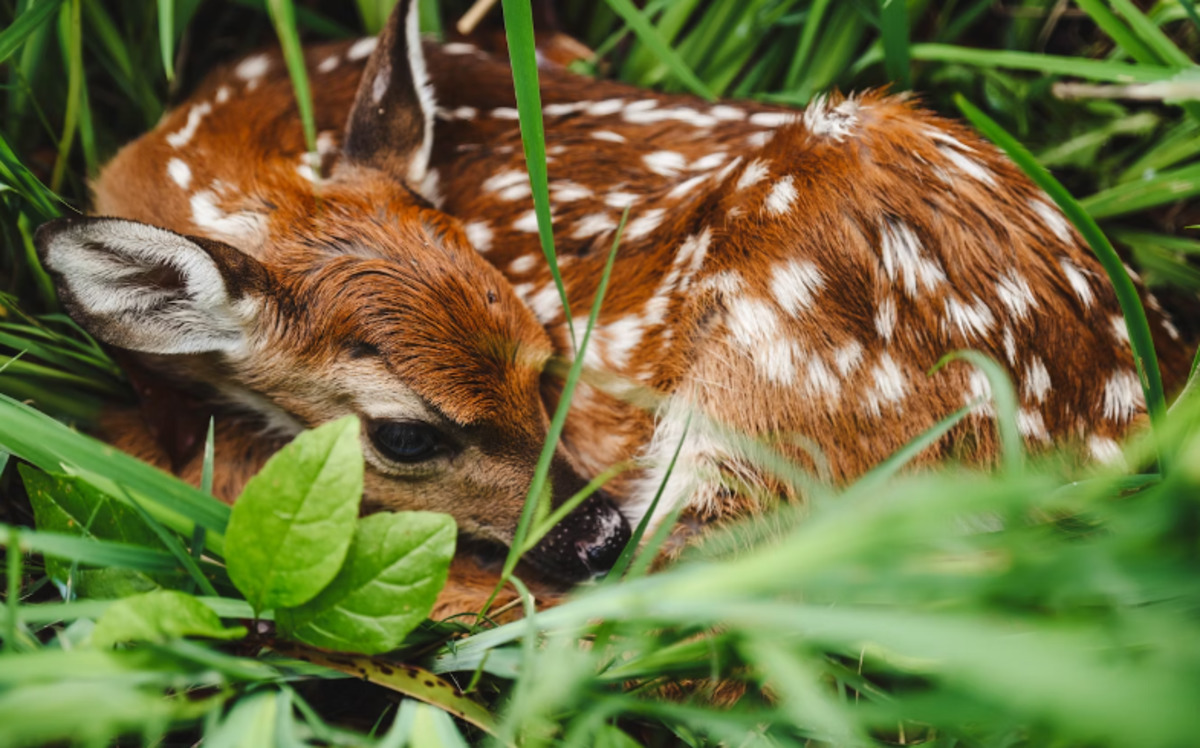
left=276, top=511, right=455, bottom=654
left=225, top=415, right=362, bottom=613
left=91, top=590, right=245, bottom=649
left=202, top=691, right=278, bottom=748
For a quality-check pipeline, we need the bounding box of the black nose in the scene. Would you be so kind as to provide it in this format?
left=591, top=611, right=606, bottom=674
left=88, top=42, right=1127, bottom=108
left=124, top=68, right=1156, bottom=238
left=528, top=492, right=632, bottom=583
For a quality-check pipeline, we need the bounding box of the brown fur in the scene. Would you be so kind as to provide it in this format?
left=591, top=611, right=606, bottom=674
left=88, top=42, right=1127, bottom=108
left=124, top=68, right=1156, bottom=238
left=77, top=24, right=1193, bottom=615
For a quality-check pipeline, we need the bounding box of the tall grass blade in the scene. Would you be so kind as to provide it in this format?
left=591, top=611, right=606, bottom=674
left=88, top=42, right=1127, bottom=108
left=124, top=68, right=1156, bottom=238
left=879, top=0, right=911, bottom=90
left=0, top=0, right=64, bottom=66
left=268, top=0, right=320, bottom=170
left=492, top=210, right=628, bottom=604
left=1082, top=161, right=1200, bottom=218
left=602, top=0, right=715, bottom=100
left=1, top=524, right=180, bottom=573
left=157, top=0, right=175, bottom=81
left=500, top=0, right=574, bottom=340
left=49, top=0, right=82, bottom=193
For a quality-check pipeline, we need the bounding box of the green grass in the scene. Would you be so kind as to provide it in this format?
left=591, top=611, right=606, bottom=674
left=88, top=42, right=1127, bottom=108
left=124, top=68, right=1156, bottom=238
left=2, top=0, right=1200, bottom=746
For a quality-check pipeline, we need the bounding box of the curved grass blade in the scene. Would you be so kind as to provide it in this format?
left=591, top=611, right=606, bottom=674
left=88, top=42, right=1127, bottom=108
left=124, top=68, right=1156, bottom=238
left=931, top=351, right=1022, bottom=474
left=1, top=523, right=180, bottom=573
left=1081, top=161, right=1200, bottom=219
left=0, top=0, right=64, bottom=66
left=900, top=44, right=1179, bottom=82
left=268, top=0, right=320, bottom=170
left=854, top=400, right=975, bottom=490
left=602, top=0, right=714, bottom=100
left=955, top=94, right=1167, bottom=473
left=49, top=0, right=82, bottom=193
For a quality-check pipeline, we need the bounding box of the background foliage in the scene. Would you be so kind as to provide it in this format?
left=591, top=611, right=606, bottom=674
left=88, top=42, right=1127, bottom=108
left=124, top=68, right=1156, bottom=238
left=2, top=0, right=1200, bottom=746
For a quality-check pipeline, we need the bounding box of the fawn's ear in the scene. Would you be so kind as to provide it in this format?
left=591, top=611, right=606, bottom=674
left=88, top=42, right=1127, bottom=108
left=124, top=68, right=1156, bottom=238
left=342, top=0, right=434, bottom=186
left=34, top=217, right=269, bottom=356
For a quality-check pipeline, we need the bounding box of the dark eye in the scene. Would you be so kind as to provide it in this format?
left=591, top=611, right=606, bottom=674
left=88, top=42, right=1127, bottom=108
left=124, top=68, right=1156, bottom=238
left=368, top=421, right=449, bottom=463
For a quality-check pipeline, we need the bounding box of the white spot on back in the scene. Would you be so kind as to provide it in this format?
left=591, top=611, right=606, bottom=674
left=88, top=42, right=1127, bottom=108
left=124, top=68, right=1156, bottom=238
left=875, top=296, right=897, bottom=341
left=764, top=176, right=798, bottom=215
left=736, top=159, right=769, bottom=191
left=347, top=37, right=378, bottom=61
left=550, top=181, right=593, bottom=202
left=880, top=220, right=945, bottom=297
left=942, top=295, right=996, bottom=339
left=483, top=169, right=527, bottom=194
left=190, top=191, right=265, bottom=244
left=1111, top=314, right=1130, bottom=345
left=1030, top=199, right=1073, bottom=243
left=710, top=105, right=746, bottom=121
left=235, top=54, right=270, bottom=80
left=317, top=55, right=339, bottom=73
left=491, top=107, right=520, bottom=120
left=509, top=255, right=538, bottom=274
left=866, top=354, right=907, bottom=415
left=586, top=99, right=625, bottom=116
left=643, top=151, right=686, bottom=177
left=1088, top=435, right=1125, bottom=465
left=770, top=260, right=825, bottom=315
left=463, top=221, right=493, bottom=253
left=166, top=102, right=213, bottom=148
left=1060, top=259, right=1095, bottom=307
left=1024, top=357, right=1051, bottom=403
left=1018, top=409, right=1050, bottom=442
left=442, top=42, right=476, bottom=55
left=995, top=271, right=1038, bottom=320
left=938, top=145, right=996, bottom=185
left=604, top=192, right=639, bottom=209
left=513, top=210, right=541, bottom=234
left=591, top=130, right=626, bottom=143
left=834, top=340, right=863, bottom=376
left=571, top=213, right=617, bottom=239
left=748, top=111, right=797, bottom=128
left=167, top=159, right=191, bottom=189
left=625, top=208, right=666, bottom=241
left=528, top=284, right=563, bottom=323
left=1102, top=369, right=1144, bottom=422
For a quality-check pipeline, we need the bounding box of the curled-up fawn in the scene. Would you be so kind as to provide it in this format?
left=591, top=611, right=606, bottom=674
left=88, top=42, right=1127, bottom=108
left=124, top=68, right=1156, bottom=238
left=34, top=0, right=1191, bottom=613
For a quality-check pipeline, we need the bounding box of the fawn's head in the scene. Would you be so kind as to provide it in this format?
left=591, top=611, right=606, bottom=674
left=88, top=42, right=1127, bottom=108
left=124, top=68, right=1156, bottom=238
left=34, top=0, right=629, bottom=582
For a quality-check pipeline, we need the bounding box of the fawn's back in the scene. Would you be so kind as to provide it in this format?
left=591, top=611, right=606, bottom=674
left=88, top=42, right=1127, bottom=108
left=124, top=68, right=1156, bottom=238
left=45, top=0, right=1191, bottom=565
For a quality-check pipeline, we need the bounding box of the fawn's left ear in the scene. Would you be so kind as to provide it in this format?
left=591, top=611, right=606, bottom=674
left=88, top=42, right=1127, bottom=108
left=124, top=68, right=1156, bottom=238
left=34, top=217, right=269, bottom=356
left=342, top=0, right=434, bottom=187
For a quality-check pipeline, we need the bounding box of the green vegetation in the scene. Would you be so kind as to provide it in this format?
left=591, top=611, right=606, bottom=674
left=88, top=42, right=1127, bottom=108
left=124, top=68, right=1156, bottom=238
left=2, top=0, right=1200, bottom=745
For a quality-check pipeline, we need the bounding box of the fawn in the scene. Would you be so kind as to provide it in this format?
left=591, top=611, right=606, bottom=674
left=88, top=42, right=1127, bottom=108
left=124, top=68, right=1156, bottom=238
left=34, top=1, right=1191, bottom=609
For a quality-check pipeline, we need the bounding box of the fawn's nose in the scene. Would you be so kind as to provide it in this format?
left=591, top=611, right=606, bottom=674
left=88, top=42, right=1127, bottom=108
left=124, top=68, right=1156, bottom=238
left=529, top=491, right=632, bottom=582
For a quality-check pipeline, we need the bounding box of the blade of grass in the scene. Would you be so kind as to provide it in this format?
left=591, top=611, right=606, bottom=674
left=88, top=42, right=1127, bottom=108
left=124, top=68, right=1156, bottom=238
left=865, top=44, right=1181, bottom=83
left=879, top=0, right=912, bottom=91
left=0, top=0, right=64, bottom=66
left=956, top=94, right=1167, bottom=474
left=1081, top=161, right=1200, bottom=219
left=1, top=523, right=180, bottom=573
left=501, top=0, right=574, bottom=343
left=488, top=209, right=629, bottom=610
left=267, top=0, right=320, bottom=171
left=191, top=418, right=215, bottom=573
left=157, top=0, right=175, bottom=81
left=602, top=0, right=715, bottom=100
left=49, top=0, right=82, bottom=193
left=932, top=352, right=1022, bottom=474
left=854, top=401, right=976, bottom=491
left=1074, top=0, right=1159, bottom=65
left=4, top=525, right=19, bottom=652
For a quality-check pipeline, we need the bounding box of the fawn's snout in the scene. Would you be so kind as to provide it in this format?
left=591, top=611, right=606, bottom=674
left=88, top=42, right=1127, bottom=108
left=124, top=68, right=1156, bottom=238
left=527, top=491, right=631, bottom=582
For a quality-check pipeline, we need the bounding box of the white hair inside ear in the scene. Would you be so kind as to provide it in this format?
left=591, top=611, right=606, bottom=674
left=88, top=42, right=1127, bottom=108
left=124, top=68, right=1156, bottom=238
left=37, top=218, right=258, bottom=356
left=405, top=0, right=435, bottom=187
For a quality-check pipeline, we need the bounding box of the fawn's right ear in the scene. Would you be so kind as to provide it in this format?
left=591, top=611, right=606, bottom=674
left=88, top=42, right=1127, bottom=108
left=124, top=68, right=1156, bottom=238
left=34, top=217, right=269, bottom=356
left=341, top=0, right=434, bottom=187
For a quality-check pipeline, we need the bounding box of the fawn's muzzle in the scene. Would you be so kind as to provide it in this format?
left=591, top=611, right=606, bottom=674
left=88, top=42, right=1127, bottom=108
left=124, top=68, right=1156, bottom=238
left=527, top=492, right=631, bottom=583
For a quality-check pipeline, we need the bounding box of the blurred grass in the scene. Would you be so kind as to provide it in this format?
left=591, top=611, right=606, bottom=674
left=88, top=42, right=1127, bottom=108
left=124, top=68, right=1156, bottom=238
left=1, top=0, right=1199, bottom=746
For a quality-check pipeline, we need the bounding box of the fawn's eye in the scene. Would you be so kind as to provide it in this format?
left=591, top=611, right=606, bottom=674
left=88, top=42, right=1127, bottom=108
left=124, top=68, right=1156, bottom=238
left=369, top=421, right=450, bottom=463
